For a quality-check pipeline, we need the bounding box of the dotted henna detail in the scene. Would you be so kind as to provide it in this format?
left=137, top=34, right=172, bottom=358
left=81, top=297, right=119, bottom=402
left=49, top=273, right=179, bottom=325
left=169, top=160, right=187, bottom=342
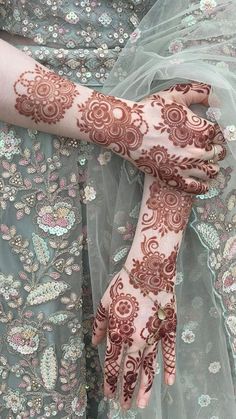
left=142, top=180, right=193, bottom=235
left=130, top=236, right=178, bottom=296
left=152, top=95, right=215, bottom=150
left=77, top=91, right=148, bottom=156
left=14, top=64, right=78, bottom=124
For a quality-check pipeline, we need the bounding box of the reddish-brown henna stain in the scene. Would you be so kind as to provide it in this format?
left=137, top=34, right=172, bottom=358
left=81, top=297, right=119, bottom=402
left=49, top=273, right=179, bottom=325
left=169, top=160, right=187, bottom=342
left=123, top=352, right=142, bottom=402
left=77, top=91, right=148, bottom=156
left=130, top=235, right=178, bottom=295
left=104, top=275, right=139, bottom=394
left=142, top=180, right=193, bottom=234
left=92, top=83, right=223, bottom=405
left=167, top=82, right=211, bottom=96
left=14, top=64, right=78, bottom=124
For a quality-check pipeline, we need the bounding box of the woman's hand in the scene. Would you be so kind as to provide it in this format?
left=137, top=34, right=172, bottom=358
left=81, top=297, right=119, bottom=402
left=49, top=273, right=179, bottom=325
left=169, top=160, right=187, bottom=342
left=92, top=269, right=177, bottom=410
left=92, top=176, right=194, bottom=410
left=78, top=82, right=225, bottom=194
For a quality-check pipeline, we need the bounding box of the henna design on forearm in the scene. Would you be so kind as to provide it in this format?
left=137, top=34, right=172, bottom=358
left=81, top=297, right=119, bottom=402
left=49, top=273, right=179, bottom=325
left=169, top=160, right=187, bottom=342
left=14, top=64, right=78, bottom=124
left=142, top=181, right=193, bottom=234
left=77, top=91, right=148, bottom=156
left=129, top=235, right=178, bottom=295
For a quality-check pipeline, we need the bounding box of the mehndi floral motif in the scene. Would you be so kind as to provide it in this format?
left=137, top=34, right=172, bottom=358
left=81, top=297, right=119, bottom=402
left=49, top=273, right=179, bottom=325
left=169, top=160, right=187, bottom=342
left=104, top=275, right=139, bottom=395
left=142, top=180, right=193, bottom=235
left=130, top=236, right=178, bottom=295
left=152, top=95, right=215, bottom=150
left=14, top=64, right=78, bottom=124
left=77, top=91, right=148, bottom=157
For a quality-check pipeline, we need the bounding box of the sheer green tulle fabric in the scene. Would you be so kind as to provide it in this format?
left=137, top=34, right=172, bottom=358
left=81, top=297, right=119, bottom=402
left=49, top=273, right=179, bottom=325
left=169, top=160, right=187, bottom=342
left=87, top=1, right=236, bottom=417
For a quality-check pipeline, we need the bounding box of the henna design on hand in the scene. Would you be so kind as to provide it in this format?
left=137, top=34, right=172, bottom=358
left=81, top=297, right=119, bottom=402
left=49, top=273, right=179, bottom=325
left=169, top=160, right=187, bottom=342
left=14, top=64, right=78, bottom=124
left=167, top=82, right=211, bottom=96
left=93, top=175, right=194, bottom=409
left=154, top=97, right=215, bottom=150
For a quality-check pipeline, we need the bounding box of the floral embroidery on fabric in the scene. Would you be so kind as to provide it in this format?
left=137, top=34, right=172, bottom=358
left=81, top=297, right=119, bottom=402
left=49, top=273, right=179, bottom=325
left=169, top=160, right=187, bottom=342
left=193, top=167, right=236, bottom=361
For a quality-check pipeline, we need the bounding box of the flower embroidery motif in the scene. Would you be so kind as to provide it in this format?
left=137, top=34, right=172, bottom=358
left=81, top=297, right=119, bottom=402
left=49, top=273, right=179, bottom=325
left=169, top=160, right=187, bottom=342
left=97, top=151, right=112, bottom=165
left=168, top=39, right=184, bottom=54
left=198, top=394, right=211, bottom=407
left=0, top=273, right=21, bottom=300
left=0, top=130, right=21, bottom=160
left=7, top=325, right=40, bottom=354
left=208, top=361, right=221, bottom=374
left=182, top=14, right=197, bottom=27
left=223, top=125, right=236, bottom=142
left=199, top=0, right=217, bottom=16
left=83, top=185, right=96, bottom=202
left=3, top=389, right=26, bottom=413
left=37, top=201, right=77, bottom=236
left=62, top=337, right=85, bottom=362
left=181, top=329, right=195, bottom=344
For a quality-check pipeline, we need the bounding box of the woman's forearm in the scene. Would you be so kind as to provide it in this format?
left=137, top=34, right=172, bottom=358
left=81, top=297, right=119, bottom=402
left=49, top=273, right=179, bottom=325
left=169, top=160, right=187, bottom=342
left=124, top=175, right=193, bottom=297
left=0, top=39, right=151, bottom=164
left=0, top=39, right=223, bottom=194
left=0, top=39, right=97, bottom=139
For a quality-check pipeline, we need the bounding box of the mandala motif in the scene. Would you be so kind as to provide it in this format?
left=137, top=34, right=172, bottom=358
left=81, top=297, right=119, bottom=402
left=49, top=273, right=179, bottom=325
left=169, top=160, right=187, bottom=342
left=142, top=180, right=193, bottom=235
left=130, top=236, right=177, bottom=296
left=109, top=276, right=139, bottom=346
left=153, top=95, right=214, bottom=150
left=77, top=91, right=148, bottom=156
left=14, top=64, right=78, bottom=124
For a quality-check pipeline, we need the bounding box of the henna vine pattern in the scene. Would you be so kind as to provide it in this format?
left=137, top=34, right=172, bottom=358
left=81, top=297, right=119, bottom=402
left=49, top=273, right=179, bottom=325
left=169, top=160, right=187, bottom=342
left=130, top=236, right=178, bottom=296
left=14, top=64, right=78, bottom=124
left=123, top=351, right=142, bottom=402
left=167, top=82, right=211, bottom=96
left=77, top=91, right=148, bottom=156
left=142, top=180, right=193, bottom=235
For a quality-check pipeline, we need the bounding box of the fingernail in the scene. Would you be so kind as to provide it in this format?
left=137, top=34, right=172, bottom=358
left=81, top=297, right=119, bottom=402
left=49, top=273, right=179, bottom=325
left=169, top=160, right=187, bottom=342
left=137, top=399, right=147, bottom=409
left=167, top=375, right=175, bottom=386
